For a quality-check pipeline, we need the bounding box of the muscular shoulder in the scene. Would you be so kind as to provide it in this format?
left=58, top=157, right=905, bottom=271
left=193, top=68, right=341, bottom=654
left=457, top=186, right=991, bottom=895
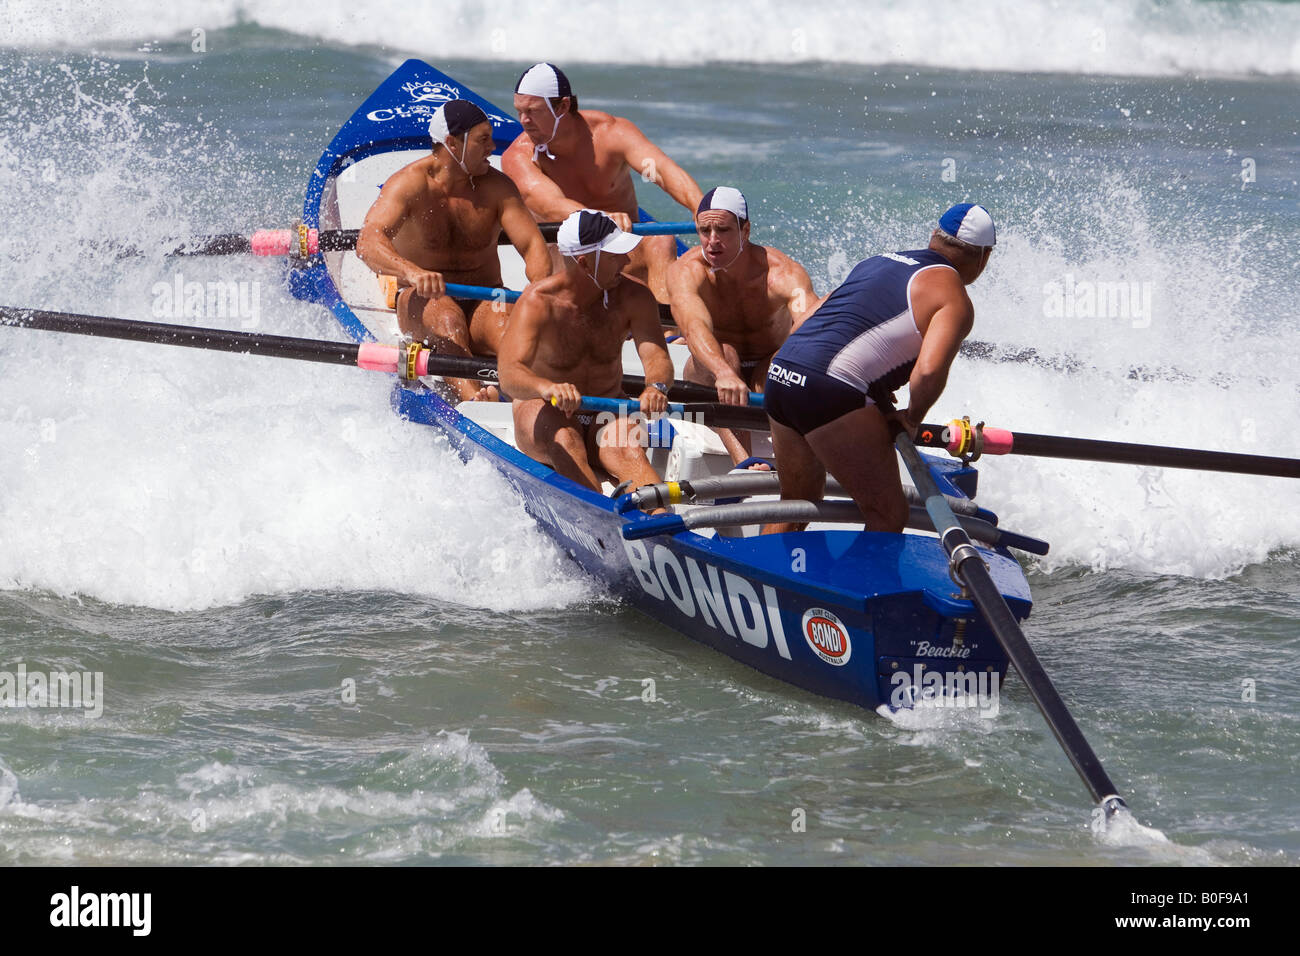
left=515, top=274, right=571, bottom=318
left=501, top=134, right=537, bottom=178
left=476, top=165, right=526, bottom=202
left=381, top=157, right=436, bottom=196
left=911, top=262, right=967, bottom=299
left=754, top=245, right=813, bottom=295
left=586, top=111, right=645, bottom=151
left=910, top=265, right=972, bottom=324
left=666, top=248, right=711, bottom=289
left=613, top=273, right=658, bottom=313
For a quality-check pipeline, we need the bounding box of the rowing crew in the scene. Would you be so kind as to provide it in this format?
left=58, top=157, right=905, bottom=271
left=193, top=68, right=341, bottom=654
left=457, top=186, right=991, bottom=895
left=355, top=62, right=996, bottom=534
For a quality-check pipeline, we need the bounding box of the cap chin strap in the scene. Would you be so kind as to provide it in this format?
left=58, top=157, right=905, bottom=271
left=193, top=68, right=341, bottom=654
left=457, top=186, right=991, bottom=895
left=589, top=248, right=611, bottom=307
left=532, top=99, right=563, bottom=163
left=447, top=135, right=477, bottom=190
left=707, top=237, right=745, bottom=274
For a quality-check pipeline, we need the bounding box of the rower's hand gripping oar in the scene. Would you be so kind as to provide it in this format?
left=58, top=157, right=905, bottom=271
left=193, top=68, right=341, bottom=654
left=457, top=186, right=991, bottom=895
left=549, top=395, right=768, bottom=433
left=920, top=416, right=1300, bottom=479
left=895, top=425, right=1129, bottom=820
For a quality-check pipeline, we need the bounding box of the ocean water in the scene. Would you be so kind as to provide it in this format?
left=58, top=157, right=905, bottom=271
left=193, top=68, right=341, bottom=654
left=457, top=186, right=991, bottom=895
left=1, top=3, right=1298, bottom=866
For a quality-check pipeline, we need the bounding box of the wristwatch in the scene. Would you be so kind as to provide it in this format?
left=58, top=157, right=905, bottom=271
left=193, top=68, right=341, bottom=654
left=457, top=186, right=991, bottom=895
left=651, top=382, right=670, bottom=395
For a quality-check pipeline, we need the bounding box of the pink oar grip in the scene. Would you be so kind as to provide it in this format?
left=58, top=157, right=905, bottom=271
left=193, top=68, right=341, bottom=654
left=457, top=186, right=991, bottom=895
left=250, top=229, right=291, bottom=255
left=416, top=350, right=430, bottom=377
left=981, top=427, right=1014, bottom=455
left=249, top=228, right=320, bottom=256
left=356, top=343, right=400, bottom=372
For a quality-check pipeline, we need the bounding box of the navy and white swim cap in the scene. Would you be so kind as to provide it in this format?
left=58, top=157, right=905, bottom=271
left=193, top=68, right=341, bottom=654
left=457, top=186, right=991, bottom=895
left=697, top=186, right=749, bottom=223
left=429, top=100, right=488, bottom=144
left=556, top=210, right=642, bottom=256
left=938, top=203, right=996, bottom=247
left=515, top=63, right=573, bottom=100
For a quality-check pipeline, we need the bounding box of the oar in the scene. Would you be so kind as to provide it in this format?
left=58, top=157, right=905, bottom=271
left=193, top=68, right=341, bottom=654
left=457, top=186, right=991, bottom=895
left=0, top=306, right=721, bottom=402
left=574, top=392, right=764, bottom=416
left=919, top=418, right=1300, bottom=479
left=163, top=220, right=696, bottom=258
left=438, top=282, right=688, bottom=328
left=896, top=429, right=1129, bottom=820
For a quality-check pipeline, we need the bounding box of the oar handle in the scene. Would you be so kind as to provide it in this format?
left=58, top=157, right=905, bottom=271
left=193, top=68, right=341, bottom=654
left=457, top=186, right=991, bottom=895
left=626, top=221, right=695, bottom=236
left=545, top=395, right=768, bottom=431
left=444, top=282, right=520, bottom=305
left=441, top=282, right=683, bottom=328
left=576, top=393, right=764, bottom=412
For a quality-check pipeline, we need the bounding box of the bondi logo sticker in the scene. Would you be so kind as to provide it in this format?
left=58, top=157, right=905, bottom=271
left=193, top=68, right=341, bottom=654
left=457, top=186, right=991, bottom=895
left=802, top=608, right=850, bottom=665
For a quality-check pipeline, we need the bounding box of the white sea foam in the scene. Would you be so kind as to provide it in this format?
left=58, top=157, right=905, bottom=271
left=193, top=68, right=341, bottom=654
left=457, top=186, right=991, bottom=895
left=0, top=59, right=591, bottom=613
left=4, top=0, right=1299, bottom=77
left=0, top=757, right=19, bottom=811
left=0, top=325, right=594, bottom=611
left=913, top=176, right=1300, bottom=578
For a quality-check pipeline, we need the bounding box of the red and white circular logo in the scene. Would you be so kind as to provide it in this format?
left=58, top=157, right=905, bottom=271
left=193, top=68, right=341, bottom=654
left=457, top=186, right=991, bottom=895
left=802, top=608, right=851, bottom=666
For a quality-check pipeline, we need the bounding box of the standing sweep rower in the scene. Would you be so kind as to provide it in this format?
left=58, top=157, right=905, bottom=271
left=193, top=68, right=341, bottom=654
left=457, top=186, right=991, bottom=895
left=761, top=203, right=997, bottom=533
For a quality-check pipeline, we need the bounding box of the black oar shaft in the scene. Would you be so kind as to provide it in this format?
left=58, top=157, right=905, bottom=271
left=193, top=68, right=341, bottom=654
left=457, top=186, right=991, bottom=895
left=897, top=433, right=1127, bottom=815
left=0, top=306, right=724, bottom=402
left=997, top=429, right=1298, bottom=479
left=916, top=421, right=1299, bottom=479
left=1, top=306, right=362, bottom=366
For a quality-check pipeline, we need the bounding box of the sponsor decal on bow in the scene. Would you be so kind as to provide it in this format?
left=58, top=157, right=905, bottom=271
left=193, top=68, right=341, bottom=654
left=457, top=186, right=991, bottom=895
left=801, top=608, right=851, bottom=665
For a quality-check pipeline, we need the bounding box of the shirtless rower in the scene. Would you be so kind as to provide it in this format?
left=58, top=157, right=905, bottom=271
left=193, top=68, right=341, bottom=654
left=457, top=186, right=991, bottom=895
left=667, top=186, right=817, bottom=467
left=501, top=62, right=703, bottom=302
left=762, top=203, right=997, bottom=534
left=356, top=99, right=551, bottom=401
left=498, top=210, right=674, bottom=494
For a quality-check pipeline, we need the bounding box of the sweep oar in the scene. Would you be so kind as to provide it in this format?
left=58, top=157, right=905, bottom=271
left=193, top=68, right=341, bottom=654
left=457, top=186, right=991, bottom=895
left=0, top=306, right=722, bottom=402
left=919, top=418, right=1300, bottom=479
left=162, top=220, right=696, bottom=258
left=896, top=429, right=1128, bottom=819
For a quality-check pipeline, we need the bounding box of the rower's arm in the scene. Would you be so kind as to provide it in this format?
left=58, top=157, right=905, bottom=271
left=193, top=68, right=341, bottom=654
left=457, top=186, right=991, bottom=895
left=783, top=260, right=818, bottom=332
left=355, top=175, right=421, bottom=281
left=666, top=262, right=730, bottom=381
left=497, top=294, right=554, bottom=401
left=501, top=137, right=584, bottom=221
left=629, top=290, right=675, bottom=414
left=613, top=118, right=703, bottom=213
left=903, top=278, right=974, bottom=427
left=498, top=189, right=552, bottom=284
